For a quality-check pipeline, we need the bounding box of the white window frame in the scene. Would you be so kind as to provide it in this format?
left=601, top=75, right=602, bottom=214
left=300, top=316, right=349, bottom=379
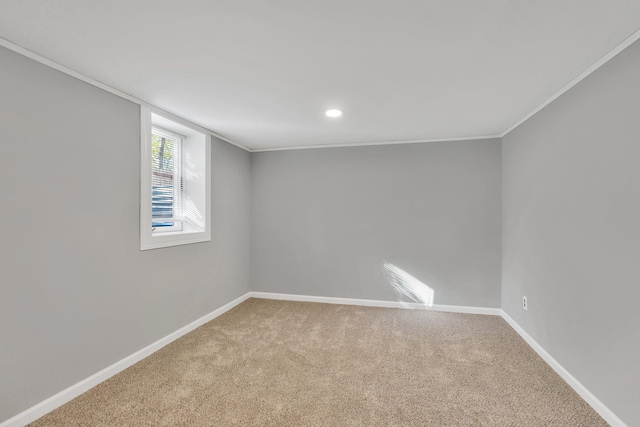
left=140, top=107, right=211, bottom=250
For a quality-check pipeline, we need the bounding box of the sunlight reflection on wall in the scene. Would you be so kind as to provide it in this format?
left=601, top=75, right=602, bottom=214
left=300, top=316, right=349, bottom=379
left=182, top=197, right=204, bottom=228
left=182, top=150, right=205, bottom=229
left=383, top=262, right=434, bottom=308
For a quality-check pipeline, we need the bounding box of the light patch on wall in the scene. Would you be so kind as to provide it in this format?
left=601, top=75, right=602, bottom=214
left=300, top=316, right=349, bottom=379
left=383, top=262, right=434, bottom=308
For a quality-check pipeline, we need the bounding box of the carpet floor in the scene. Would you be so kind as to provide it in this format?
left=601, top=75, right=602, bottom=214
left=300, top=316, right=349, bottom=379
left=29, top=298, right=607, bottom=426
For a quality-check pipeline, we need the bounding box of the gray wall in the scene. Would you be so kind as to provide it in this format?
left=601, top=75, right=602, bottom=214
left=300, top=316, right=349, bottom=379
left=5, top=26, right=638, bottom=425
left=0, top=46, right=251, bottom=422
left=251, top=141, right=502, bottom=307
left=502, top=40, right=640, bottom=425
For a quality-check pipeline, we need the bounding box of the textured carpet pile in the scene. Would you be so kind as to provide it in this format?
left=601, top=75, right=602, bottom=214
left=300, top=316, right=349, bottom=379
left=30, top=298, right=607, bottom=426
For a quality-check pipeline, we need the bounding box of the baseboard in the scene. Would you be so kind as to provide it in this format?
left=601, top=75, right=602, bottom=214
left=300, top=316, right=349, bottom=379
left=501, top=311, right=627, bottom=427
left=251, top=292, right=626, bottom=425
left=248, top=291, right=501, bottom=315
left=0, top=292, right=252, bottom=427
left=5, top=293, right=621, bottom=427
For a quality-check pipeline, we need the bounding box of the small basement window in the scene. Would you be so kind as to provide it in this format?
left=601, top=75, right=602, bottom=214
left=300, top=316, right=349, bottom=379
left=140, top=107, right=211, bottom=250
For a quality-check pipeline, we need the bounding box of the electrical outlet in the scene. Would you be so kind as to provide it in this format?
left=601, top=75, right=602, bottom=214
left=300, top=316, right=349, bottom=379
left=522, top=296, right=528, bottom=310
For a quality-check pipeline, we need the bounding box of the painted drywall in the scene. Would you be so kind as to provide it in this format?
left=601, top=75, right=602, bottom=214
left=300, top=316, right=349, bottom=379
left=502, top=39, right=640, bottom=425
left=0, top=46, right=251, bottom=422
left=251, top=141, right=502, bottom=307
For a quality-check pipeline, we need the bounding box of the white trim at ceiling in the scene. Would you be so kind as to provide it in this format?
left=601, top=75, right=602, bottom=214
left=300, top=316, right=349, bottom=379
left=251, top=134, right=502, bottom=152
left=499, top=25, right=640, bottom=137
left=3, top=25, right=640, bottom=152
left=0, top=36, right=251, bottom=152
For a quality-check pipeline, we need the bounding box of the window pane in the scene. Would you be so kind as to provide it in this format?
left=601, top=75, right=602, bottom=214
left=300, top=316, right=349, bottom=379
left=151, top=132, right=175, bottom=227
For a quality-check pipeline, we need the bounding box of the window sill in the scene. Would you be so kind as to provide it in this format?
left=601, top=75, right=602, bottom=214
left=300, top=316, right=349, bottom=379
left=140, top=229, right=210, bottom=251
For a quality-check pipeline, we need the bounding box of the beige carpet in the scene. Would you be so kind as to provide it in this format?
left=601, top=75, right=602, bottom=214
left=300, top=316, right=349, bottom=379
left=30, top=298, right=607, bottom=426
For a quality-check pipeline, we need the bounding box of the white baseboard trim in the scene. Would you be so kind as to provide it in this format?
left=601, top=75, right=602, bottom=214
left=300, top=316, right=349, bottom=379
left=248, top=291, right=501, bottom=315
left=0, top=292, right=252, bottom=427
left=4, top=292, right=623, bottom=427
left=251, top=292, right=626, bottom=425
left=501, top=311, right=627, bottom=427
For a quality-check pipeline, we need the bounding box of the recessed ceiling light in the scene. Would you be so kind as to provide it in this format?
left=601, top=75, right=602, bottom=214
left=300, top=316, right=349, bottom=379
left=325, top=109, right=342, bottom=118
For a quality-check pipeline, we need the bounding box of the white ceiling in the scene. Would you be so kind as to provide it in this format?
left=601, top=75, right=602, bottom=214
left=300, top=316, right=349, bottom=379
left=1, top=1, right=640, bottom=151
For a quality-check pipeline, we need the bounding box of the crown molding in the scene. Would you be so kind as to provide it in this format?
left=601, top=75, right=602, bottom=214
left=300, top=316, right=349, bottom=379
left=500, top=26, right=640, bottom=137
left=4, top=24, right=640, bottom=152
left=251, top=134, right=502, bottom=152
left=0, top=36, right=251, bottom=152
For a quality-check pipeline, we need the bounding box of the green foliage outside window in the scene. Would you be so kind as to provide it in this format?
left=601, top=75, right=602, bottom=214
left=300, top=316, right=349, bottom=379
left=152, top=133, right=174, bottom=172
